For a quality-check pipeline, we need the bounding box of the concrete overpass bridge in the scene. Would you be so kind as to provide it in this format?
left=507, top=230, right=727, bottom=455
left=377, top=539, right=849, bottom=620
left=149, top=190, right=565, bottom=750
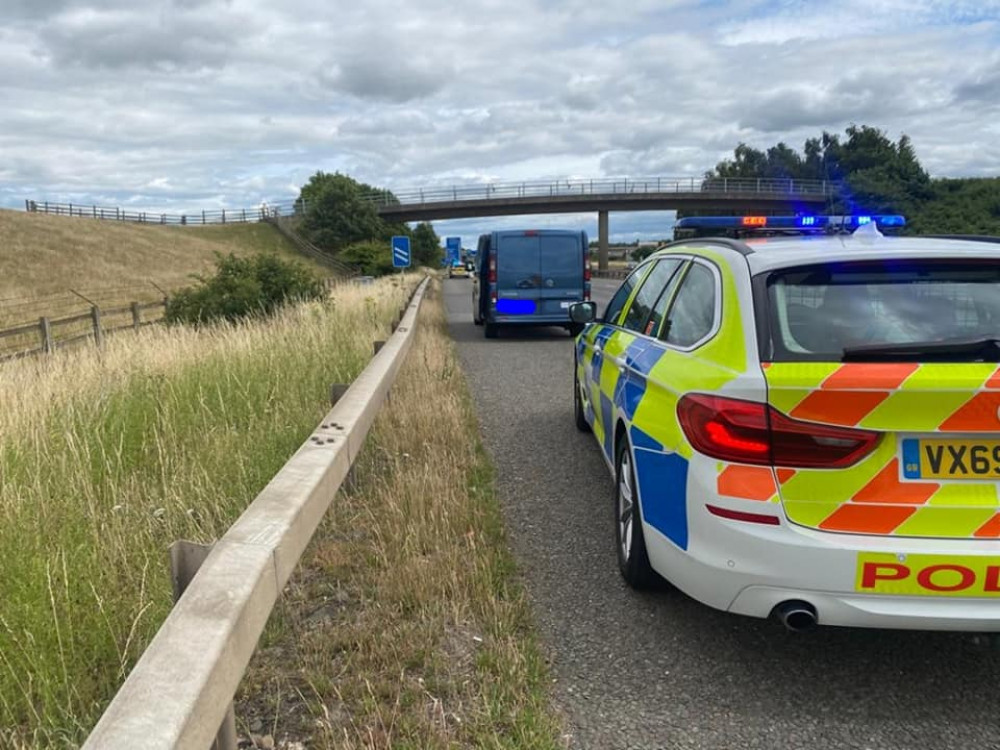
left=366, top=176, right=839, bottom=269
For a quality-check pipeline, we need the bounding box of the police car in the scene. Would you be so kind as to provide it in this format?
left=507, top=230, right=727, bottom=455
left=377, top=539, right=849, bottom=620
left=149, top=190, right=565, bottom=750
left=569, top=215, right=1000, bottom=632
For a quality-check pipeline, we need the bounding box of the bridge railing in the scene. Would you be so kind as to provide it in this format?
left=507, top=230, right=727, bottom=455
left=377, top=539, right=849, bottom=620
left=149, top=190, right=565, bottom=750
left=368, top=177, right=838, bottom=207
left=23, top=177, right=838, bottom=225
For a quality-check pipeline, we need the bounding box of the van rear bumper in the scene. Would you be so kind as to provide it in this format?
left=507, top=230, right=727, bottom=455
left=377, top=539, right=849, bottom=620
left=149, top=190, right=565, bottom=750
left=489, top=314, right=573, bottom=326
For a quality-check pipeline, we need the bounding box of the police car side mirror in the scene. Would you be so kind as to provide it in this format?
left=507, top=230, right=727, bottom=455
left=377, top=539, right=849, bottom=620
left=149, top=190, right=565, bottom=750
left=569, top=301, right=597, bottom=324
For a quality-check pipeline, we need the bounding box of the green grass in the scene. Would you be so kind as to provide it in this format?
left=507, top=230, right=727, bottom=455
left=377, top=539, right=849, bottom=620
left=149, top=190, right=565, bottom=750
left=0, top=276, right=418, bottom=748
left=236, top=282, right=565, bottom=749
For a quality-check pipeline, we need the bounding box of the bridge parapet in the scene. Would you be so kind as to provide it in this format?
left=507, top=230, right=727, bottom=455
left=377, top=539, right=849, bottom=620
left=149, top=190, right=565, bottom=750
left=365, top=176, right=838, bottom=208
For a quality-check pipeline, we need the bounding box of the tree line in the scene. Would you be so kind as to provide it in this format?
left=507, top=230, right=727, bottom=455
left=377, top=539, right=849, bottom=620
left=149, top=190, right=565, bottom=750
left=705, top=124, right=1000, bottom=235
left=295, top=172, right=442, bottom=275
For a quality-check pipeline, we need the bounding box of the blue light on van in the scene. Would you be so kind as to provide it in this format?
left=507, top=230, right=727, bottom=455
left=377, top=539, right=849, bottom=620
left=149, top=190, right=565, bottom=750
left=798, top=216, right=816, bottom=226
left=496, top=298, right=536, bottom=315
left=856, top=215, right=871, bottom=225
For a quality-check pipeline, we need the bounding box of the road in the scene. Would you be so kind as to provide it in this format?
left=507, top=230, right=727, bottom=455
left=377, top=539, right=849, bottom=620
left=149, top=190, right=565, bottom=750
left=443, top=277, right=1000, bottom=750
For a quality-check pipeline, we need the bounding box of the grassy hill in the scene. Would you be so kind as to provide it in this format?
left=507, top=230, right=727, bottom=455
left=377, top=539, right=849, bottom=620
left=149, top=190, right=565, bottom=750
left=0, top=210, right=333, bottom=327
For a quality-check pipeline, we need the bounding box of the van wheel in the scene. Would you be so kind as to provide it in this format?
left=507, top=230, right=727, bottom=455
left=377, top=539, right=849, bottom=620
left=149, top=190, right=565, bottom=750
left=615, top=436, right=657, bottom=589
left=484, top=323, right=499, bottom=339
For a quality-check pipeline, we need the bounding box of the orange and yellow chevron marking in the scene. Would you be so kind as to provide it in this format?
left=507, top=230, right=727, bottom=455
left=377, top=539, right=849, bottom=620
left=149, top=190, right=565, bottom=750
left=776, top=468, right=796, bottom=484
left=820, top=363, right=919, bottom=390
left=974, top=514, right=1000, bottom=538
left=717, top=465, right=778, bottom=501
left=819, top=504, right=917, bottom=534
left=851, top=459, right=939, bottom=505
left=766, top=362, right=1000, bottom=539
left=939, top=392, right=1000, bottom=432
left=790, top=390, right=889, bottom=426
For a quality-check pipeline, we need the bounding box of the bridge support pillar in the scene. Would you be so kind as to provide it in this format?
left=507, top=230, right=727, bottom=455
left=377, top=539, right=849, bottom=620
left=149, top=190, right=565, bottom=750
left=598, top=210, right=609, bottom=271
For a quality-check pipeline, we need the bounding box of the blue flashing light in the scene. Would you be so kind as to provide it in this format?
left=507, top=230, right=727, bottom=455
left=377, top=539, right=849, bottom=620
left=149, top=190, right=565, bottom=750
left=674, top=214, right=907, bottom=231
left=496, top=298, right=536, bottom=315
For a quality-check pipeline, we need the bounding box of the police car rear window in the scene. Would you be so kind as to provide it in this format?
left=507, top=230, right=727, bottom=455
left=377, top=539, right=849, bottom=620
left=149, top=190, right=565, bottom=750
left=761, top=260, right=1000, bottom=362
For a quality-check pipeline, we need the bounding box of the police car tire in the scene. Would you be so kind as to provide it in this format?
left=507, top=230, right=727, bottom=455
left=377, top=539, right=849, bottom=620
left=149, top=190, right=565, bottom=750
left=615, top=437, right=657, bottom=589
left=484, top=322, right=499, bottom=339
left=573, top=372, right=591, bottom=433
left=568, top=323, right=584, bottom=337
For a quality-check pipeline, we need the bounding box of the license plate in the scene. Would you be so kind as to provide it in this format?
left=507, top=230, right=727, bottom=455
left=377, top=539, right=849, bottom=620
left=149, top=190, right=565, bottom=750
left=901, top=438, right=1000, bottom=480
left=856, top=553, right=1000, bottom=597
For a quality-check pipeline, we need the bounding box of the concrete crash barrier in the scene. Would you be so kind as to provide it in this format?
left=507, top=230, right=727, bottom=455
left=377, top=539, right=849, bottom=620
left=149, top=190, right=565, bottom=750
left=83, top=276, right=430, bottom=750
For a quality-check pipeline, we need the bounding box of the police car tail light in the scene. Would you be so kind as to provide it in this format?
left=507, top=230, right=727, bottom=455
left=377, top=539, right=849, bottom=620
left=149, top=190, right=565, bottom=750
left=677, top=395, right=770, bottom=464
left=677, top=395, right=879, bottom=468
left=769, top=409, right=879, bottom=469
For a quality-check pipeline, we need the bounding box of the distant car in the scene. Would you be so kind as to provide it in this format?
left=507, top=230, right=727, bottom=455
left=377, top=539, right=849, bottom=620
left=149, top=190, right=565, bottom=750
left=472, top=229, right=591, bottom=339
left=571, top=215, right=1000, bottom=632
left=448, top=261, right=468, bottom=279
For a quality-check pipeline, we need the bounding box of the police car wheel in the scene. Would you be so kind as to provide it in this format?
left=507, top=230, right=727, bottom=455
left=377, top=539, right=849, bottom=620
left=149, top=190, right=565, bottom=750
left=567, top=323, right=584, bottom=337
left=615, top=437, right=656, bottom=589
left=573, top=370, right=590, bottom=433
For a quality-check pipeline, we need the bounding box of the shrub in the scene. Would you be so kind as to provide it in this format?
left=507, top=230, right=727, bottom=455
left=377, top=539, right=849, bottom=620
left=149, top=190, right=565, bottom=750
left=165, top=253, right=325, bottom=326
left=339, top=241, right=395, bottom=276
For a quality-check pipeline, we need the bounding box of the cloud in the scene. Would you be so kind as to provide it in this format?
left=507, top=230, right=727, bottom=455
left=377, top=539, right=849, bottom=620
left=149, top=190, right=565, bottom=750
left=35, top=5, right=248, bottom=71
left=319, top=52, right=449, bottom=103
left=0, top=0, right=998, bottom=235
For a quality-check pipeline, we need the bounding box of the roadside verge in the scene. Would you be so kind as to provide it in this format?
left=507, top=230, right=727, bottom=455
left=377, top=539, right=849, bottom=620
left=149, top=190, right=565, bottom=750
left=237, top=279, right=566, bottom=749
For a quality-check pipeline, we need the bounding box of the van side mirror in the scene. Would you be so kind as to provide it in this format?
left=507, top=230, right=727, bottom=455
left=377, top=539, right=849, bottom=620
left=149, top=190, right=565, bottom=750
left=569, top=301, right=597, bottom=324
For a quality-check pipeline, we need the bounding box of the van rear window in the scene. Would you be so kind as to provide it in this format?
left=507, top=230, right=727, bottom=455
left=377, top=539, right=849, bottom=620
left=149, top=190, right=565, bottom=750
left=761, top=260, right=1000, bottom=362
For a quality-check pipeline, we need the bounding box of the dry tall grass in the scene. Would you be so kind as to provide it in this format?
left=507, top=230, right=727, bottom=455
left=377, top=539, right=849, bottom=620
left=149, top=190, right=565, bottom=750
left=0, top=275, right=418, bottom=748
left=0, top=210, right=331, bottom=327
left=237, top=281, right=565, bottom=749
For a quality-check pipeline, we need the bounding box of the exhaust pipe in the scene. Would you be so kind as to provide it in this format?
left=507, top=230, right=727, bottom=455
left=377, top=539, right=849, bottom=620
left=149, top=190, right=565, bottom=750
left=773, top=600, right=818, bottom=633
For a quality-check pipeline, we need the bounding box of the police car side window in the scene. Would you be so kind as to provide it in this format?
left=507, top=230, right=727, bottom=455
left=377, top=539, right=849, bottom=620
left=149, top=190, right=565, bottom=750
left=663, top=263, right=717, bottom=347
left=645, top=260, right=688, bottom=337
left=621, top=259, right=684, bottom=333
left=603, top=265, right=648, bottom=325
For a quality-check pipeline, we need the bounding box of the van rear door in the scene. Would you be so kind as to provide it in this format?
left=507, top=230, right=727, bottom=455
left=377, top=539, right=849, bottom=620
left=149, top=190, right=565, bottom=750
left=538, top=232, right=584, bottom=316
left=496, top=233, right=542, bottom=314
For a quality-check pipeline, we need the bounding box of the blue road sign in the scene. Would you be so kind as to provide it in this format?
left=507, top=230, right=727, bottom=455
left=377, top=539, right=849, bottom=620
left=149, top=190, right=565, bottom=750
left=391, top=236, right=411, bottom=268
left=446, top=236, right=461, bottom=265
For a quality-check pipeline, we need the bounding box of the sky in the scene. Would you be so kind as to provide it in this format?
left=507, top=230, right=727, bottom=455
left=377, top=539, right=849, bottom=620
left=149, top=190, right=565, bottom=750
left=2, top=0, right=999, bottom=245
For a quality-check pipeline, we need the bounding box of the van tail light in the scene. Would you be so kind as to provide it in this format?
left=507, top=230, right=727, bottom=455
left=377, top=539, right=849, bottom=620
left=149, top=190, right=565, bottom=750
left=488, top=257, right=496, bottom=284
left=490, top=292, right=497, bottom=306
left=676, top=394, right=879, bottom=468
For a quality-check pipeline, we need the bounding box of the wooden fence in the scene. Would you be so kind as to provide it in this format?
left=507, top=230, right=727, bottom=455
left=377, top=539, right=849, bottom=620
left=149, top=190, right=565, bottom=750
left=0, top=299, right=167, bottom=362
left=23, top=199, right=306, bottom=226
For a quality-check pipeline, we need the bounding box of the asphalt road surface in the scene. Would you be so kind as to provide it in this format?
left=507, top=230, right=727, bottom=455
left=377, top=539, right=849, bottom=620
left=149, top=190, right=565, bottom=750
left=444, top=277, right=1000, bottom=750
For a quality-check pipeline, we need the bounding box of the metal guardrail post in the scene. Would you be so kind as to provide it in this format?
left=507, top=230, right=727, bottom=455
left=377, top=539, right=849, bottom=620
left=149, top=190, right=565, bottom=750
left=131, top=302, right=141, bottom=331
left=170, top=541, right=237, bottom=750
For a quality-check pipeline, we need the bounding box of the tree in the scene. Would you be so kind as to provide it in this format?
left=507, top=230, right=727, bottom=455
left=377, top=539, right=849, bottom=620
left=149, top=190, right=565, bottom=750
left=411, top=222, right=442, bottom=267
left=298, top=172, right=392, bottom=251
left=704, top=125, right=936, bottom=226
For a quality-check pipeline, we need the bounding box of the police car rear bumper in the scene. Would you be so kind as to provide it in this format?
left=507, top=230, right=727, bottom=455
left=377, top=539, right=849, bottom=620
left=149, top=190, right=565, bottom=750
left=641, top=487, right=1000, bottom=631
